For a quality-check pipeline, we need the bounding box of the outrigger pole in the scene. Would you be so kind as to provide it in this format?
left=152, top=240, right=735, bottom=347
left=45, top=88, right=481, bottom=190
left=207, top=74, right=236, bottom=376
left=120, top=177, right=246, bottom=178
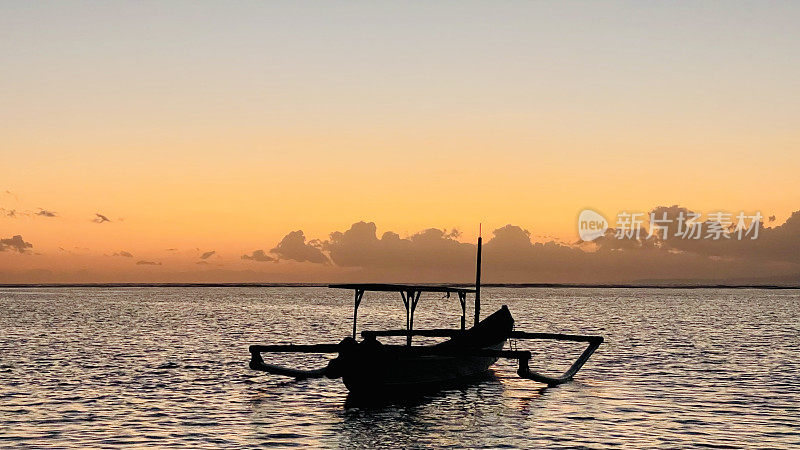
left=474, top=224, right=482, bottom=327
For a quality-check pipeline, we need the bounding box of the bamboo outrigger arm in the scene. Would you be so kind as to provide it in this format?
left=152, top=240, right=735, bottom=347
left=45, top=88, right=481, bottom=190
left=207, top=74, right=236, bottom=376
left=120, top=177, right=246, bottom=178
left=248, top=344, right=340, bottom=379
left=511, top=332, right=604, bottom=386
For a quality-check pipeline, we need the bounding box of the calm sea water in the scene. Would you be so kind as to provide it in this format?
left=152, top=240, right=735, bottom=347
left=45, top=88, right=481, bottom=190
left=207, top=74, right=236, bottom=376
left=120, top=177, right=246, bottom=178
left=1, top=287, right=798, bottom=448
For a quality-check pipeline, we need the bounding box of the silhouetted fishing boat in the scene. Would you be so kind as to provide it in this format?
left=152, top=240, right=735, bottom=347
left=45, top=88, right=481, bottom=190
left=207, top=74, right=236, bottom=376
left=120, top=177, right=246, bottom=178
left=248, top=234, right=603, bottom=395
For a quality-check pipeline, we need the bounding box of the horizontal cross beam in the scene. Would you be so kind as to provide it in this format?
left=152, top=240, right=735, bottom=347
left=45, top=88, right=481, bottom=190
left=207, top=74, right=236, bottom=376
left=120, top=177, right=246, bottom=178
left=510, top=331, right=604, bottom=344
left=362, top=329, right=466, bottom=338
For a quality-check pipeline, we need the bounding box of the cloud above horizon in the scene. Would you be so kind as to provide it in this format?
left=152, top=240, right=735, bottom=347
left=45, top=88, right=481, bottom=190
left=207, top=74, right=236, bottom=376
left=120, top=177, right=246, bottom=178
left=590, top=205, right=800, bottom=266
left=325, top=221, right=472, bottom=271
left=241, top=249, right=276, bottom=262
left=136, top=260, right=161, bottom=266
left=270, top=230, right=329, bottom=264
left=0, top=235, right=33, bottom=253
left=259, top=209, right=800, bottom=283
left=3, top=205, right=799, bottom=284
left=93, top=213, right=111, bottom=223
left=36, top=209, right=57, bottom=218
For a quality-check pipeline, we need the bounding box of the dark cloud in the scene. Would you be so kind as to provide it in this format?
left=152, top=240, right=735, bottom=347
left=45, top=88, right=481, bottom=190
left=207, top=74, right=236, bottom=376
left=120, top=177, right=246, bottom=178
left=633, top=206, right=800, bottom=265
left=200, top=250, right=216, bottom=260
left=271, top=230, right=329, bottom=264
left=0, top=208, right=15, bottom=218
left=0, top=235, right=33, bottom=253
left=36, top=209, right=57, bottom=217
left=324, top=221, right=472, bottom=272
left=482, top=225, right=592, bottom=278
left=112, top=251, right=133, bottom=258
left=166, top=248, right=178, bottom=252
left=136, top=260, right=161, bottom=266
left=93, top=213, right=111, bottom=223
left=241, top=249, right=276, bottom=262
left=268, top=211, right=800, bottom=283
left=727, top=211, right=800, bottom=264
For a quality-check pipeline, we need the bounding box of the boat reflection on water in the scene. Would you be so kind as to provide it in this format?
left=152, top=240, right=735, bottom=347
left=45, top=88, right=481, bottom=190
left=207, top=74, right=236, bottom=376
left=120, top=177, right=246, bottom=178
left=333, top=373, right=511, bottom=449
left=247, top=363, right=588, bottom=448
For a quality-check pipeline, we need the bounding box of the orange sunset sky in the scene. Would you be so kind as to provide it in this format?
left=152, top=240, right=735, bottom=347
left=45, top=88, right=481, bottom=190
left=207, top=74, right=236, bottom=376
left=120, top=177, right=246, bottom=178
left=2, top=2, right=799, bottom=283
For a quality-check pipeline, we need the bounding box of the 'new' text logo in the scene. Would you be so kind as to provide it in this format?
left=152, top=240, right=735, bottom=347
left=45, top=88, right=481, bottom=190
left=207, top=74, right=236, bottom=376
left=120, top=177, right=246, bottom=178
left=578, top=209, right=608, bottom=241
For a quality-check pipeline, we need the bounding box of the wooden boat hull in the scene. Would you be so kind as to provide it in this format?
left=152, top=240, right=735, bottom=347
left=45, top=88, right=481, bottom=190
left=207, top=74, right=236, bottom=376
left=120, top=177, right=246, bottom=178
left=331, top=306, right=514, bottom=395
left=342, top=342, right=505, bottom=394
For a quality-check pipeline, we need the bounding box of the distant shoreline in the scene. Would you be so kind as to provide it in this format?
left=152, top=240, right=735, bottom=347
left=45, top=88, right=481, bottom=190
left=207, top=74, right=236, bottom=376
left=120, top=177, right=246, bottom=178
left=0, top=283, right=797, bottom=289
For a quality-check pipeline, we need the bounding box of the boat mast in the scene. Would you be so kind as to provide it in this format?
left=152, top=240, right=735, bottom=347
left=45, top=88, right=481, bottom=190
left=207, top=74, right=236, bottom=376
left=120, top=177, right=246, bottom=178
left=474, top=224, right=482, bottom=326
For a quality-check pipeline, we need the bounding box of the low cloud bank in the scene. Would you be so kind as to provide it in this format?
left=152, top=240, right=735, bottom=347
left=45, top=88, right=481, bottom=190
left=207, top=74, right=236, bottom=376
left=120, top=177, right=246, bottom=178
left=259, top=207, right=800, bottom=283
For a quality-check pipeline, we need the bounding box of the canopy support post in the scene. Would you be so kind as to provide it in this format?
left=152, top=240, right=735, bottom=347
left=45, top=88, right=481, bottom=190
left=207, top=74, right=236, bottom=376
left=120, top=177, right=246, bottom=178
left=352, top=289, right=364, bottom=339
left=458, top=291, right=466, bottom=330
left=407, top=290, right=421, bottom=345
left=401, top=290, right=422, bottom=345
left=400, top=291, right=410, bottom=343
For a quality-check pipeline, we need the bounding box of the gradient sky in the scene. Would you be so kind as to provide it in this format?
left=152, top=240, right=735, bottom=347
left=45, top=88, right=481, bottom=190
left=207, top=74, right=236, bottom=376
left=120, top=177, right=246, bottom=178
left=2, top=1, right=799, bottom=282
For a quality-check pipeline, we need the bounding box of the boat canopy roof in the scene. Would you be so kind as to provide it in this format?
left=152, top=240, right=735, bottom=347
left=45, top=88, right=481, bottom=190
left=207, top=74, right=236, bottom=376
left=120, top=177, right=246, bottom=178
left=329, top=283, right=475, bottom=294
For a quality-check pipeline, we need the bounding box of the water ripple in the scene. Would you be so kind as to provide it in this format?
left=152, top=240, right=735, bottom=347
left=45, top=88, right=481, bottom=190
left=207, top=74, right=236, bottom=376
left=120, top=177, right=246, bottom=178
left=1, top=287, right=798, bottom=448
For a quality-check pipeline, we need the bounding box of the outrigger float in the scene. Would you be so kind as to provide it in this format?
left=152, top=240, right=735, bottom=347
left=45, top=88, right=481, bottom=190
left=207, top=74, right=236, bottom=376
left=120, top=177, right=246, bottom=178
left=248, top=236, right=603, bottom=395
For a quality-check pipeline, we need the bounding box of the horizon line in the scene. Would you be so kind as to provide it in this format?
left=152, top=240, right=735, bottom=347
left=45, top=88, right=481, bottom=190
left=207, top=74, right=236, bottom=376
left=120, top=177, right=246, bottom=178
left=0, top=282, right=797, bottom=290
